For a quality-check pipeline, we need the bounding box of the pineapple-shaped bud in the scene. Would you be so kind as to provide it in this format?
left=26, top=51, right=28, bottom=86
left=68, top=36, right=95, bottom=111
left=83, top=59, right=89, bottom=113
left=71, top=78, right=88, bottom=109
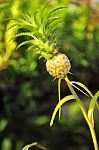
left=46, top=53, right=71, bottom=78
left=10, top=6, right=71, bottom=78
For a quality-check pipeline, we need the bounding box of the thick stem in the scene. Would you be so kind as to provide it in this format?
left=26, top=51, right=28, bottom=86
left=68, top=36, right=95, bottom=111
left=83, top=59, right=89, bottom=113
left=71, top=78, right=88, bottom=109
left=65, top=76, right=98, bottom=150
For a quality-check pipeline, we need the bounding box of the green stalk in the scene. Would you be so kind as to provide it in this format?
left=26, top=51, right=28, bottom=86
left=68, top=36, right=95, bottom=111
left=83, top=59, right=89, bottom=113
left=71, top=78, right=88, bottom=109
left=58, top=78, right=62, bottom=121
left=65, top=76, right=98, bottom=150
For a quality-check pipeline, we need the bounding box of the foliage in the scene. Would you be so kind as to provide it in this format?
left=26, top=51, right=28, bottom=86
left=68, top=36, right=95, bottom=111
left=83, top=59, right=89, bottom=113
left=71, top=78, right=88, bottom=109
left=0, top=0, right=99, bottom=150
left=50, top=77, right=99, bottom=150
left=60, top=4, right=99, bottom=80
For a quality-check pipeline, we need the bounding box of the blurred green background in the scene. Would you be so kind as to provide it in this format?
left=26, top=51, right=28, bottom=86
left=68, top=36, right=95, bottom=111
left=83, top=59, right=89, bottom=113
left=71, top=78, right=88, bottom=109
left=0, top=0, right=99, bottom=150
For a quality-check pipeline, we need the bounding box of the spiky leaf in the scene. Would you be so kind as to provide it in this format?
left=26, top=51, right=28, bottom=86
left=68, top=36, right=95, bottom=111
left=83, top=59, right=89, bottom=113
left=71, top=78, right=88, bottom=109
left=9, top=6, right=65, bottom=59
left=8, top=32, right=37, bottom=42
left=16, top=40, right=34, bottom=49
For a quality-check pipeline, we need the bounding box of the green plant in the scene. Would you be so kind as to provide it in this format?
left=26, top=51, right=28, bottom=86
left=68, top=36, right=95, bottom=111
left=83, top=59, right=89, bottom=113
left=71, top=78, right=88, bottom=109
left=9, top=4, right=99, bottom=150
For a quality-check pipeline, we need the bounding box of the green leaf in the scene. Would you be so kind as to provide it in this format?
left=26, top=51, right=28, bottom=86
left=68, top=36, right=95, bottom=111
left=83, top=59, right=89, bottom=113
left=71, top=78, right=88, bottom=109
left=71, top=81, right=93, bottom=97
left=8, top=22, right=36, bottom=32
left=22, top=13, right=32, bottom=24
left=17, top=18, right=34, bottom=28
left=45, top=21, right=62, bottom=38
left=40, top=6, right=49, bottom=23
left=9, top=16, right=37, bottom=31
left=33, top=9, right=40, bottom=25
left=22, top=142, right=37, bottom=150
left=45, top=16, right=63, bottom=37
left=48, top=6, right=66, bottom=18
left=7, top=24, right=19, bottom=31
left=16, top=40, right=33, bottom=49
left=71, top=81, right=99, bottom=110
left=22, top=142, right=49, bottom=150
left=45, top=16, right=62, bottom=29
left=50, top=95, right=74, bottom=127
left=8, top=32, right=36, bottom=42
left=27, top=45, right=37, bottom=51
left=65, top=77, right=89, bottom=97
left=88, top=91, right=99, bottom=127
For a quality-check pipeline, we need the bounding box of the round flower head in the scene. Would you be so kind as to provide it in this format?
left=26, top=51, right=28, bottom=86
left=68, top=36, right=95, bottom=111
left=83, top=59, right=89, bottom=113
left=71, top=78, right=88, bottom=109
left=46, top=53, right=71, bottom=78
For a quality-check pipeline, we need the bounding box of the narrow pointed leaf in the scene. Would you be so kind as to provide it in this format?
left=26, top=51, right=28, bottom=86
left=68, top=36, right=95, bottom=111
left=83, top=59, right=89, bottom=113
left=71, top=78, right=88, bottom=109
left=33, top=9, right=41, bottom=26
left=22, top=13, right=32, bottom=23
left=45, top=17, right=62, bottom=29
left=8, top=32, right=36, bottom=42
left=40, top=6, right=49, bottom=23
left=88, top=91, right=99, bottom=127
left=27, top=45, right=37, bottom=51
left=22, top=142, right=49, bottom=150
left=7, top=24, right=19, bottom=30
left=71, top=81, right=93, bottom=97
left=16, top=40, right=33, bottom=49
left=48, top=7, right=66, bottom=18
left=65, top=77, right=89, bottom=97
left=50, top=95, right=74, bottom=127
left=45, top=18, right=62, bottom=34
left=7, top=22, right=36, bottom=32
left=71, top=81, right=99, bottom=110
left=22, top=142, right=37, bottom=150
left=18, top=18, right=34, bottom=27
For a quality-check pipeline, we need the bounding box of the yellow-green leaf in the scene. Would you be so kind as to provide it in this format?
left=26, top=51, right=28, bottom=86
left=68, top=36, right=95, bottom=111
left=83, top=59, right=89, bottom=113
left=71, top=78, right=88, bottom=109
left=71, top=81, right=99, bottom=110
left=22, top=142, right=49, bottom=150
left=22, top=142, right=37, bottom=150
left=71, top=81, right=93, bottom=97
left=88, top=91, right=99, bottom=127
left=65, top=77, right=89, bottom=97
left=50, top=95, right=74, bottom=127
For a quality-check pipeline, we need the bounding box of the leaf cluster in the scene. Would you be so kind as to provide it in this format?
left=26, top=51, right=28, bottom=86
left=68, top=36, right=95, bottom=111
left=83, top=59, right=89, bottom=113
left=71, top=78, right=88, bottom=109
left=9, top=6, right=65, bottom=60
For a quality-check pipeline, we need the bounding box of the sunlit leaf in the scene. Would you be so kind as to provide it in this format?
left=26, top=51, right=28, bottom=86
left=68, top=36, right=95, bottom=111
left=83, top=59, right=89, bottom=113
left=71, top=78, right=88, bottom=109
left=22, top=142, right=37, bottom=150
left=88, top=91, right=99, bottom=127
left=50, top=95, right=74, bottom=127
left=8, top=32, right=36, bottom=42
left=7, top=24, right=19, bottom=30
left=65, top=77, right=89, bottom=97
left=45, top=17, right=62, bottom=30
left=71, top=81, right=99, bottom=110
left=16, top=40, right=34, bottom=49
left=27, top=45, right=37, bottom=51
left=22, top=142, right=49, bottom=150
left=17, top=18, right=34, bottom=28
left=33, top=9, right=42, bottom=26
left=71, top=81, right=93, bottom=97
left=48, top=6, right=66, bottom=18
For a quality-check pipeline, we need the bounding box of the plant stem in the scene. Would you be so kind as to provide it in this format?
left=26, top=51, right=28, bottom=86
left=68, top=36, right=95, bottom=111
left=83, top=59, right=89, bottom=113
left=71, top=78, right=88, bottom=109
left=58, top=78, right=61, bottom=121
left=65, top=76, right=99, bottom=150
